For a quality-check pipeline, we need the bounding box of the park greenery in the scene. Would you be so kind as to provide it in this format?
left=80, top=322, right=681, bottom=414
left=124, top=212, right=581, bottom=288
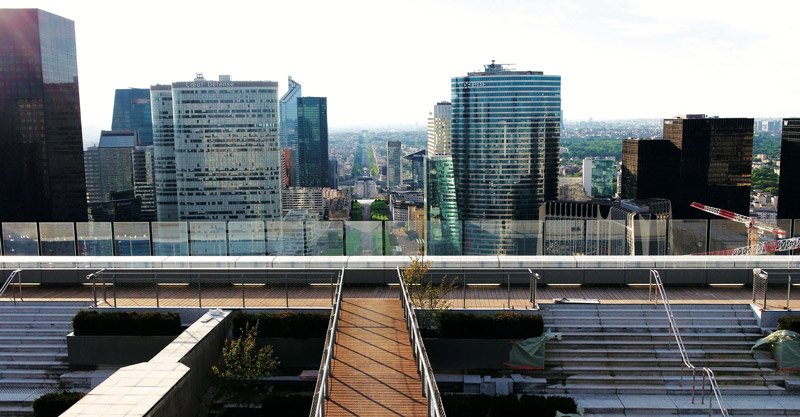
left=349, top=200, right=361, bottom=221
left=402, top=257, right=457, bottom=329
left=752, top=166, right=779, bottom=194
left=370, top=199, right=388, bottom=221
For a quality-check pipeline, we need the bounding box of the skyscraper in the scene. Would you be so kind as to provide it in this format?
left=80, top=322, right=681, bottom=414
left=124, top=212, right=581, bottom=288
left=296, top=97, right=329, bottom=188
left=778, top=118, right=800, bottom=219
left=451, top=61, right=561, bottom=254
left=387, top=141, right=402, bottom=188
left=582, top=157, right=616, bottom=198
left=663, top=115, right=753, bottom=219
left=152, top=75, right=282, bottom=221
left=150, top=85, right=178, bottom=221
left=621, top=138, right=679, bottom=201
left=0, top=9, right=87, bottom=221
left=427, top=102, right=451, bottom=156
left=279, top=77, right=301, bottom=149
left=405, top=150, right=426, bottom=190
left=328, top=158, right=339, bottom=189
left=112, top=88, right=153, bottom=146
left=84, top=131, right=139, bottom=204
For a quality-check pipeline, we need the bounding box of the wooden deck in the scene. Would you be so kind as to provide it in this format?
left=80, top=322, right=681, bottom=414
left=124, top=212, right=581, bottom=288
left=3, top=283, right=799, bottom=310
left=325, top=298, right=427, bottom=416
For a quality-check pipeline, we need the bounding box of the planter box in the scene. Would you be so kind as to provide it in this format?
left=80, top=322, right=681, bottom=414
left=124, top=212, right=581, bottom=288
left=256, top=337, right=324, bottom=369
left=67, top=333, right=177, bottom=366
left=424, top=339, right=514, bottom=370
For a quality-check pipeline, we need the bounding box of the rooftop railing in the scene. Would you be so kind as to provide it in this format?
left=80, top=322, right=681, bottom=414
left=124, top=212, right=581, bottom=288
left=0, top=269, right=22, bottom=305
left=309, top=267, right=344, bottom=417
left=650, top=269, right=728, bottom=417
left=397, top=266, right=446, bottom=417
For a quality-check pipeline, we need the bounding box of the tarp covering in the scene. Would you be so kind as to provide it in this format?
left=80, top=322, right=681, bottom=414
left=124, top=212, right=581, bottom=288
left=751, top=330, right=800, bottom=371
left=505, top=329, right=562, bottom=369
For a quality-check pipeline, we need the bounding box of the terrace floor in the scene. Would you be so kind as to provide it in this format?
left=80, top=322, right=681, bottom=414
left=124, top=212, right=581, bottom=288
left=3, top=284, right=798, bottom=310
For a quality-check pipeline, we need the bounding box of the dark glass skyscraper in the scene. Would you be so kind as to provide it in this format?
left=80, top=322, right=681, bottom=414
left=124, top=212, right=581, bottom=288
left=296, top=97, right=329, bottom=188
left=451, top=62, right=560, bottom=254
left=111, top=88, right=153, bottom=146
left=0, top=9, right=87, bottom=221
left=778, top=119, right=800, bottom=219
left=663, top=115, right=753, bottom=219
left=621, top=138, right=679, bottom=201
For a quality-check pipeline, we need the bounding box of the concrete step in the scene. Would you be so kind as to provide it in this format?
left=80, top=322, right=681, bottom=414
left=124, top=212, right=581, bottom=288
left=0, top=367, right=65, bottom=378
left=0, top=352, right=66, bottom=362
left=0, top=312, right=77, bottom=320
left=0, top=378, right=62, bottom=389
left=550, top=324, right=762, bottom=333
left=0, top=301, right=88, bottom=307
left=0, top=405, right=32, bottom=417
left=546, top=357, right=758, bottom=368
left=0, top=321, right=72, bottom=329
left=542, top=309, right=756, bottom=318
left=0, top=328, right=70, bottom=337
left=553, top=383, right=786, bottom=396
left=0, top=344, right=66, bottom=353
left=549, top=339, right=757, bottom=350
left=546, top=317, right=758, bottom=327
left=549, top=365, right=773, bottom=377
left=556, top=331, right=762, bottom=342
left=572, top=393, right=799, bottom=416
left=0, top=336, right=66, bottom=345
left=562, top=374, right=781, bottom=387
left=547, top=348, right=758, bottom=359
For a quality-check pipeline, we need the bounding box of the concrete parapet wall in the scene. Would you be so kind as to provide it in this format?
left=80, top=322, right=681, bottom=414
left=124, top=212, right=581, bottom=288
left=61, top=310, right=231, bottom=417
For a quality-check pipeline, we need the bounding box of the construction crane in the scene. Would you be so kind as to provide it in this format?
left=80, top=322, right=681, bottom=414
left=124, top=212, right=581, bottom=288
left=690, top=201, right=789, bottom=255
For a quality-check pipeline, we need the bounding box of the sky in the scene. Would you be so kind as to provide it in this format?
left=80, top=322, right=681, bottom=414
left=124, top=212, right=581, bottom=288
left=6, top=0, right=800, bottom=142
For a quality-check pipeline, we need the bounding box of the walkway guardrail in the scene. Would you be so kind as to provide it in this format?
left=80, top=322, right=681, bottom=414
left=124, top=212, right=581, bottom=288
left=0, top=269, right=22, bottom=306
left=650, top=269, right=728, bottom=417
left=85, top=268, right=341, bottom=309
left=397, top=267, right=446, bottom=417
left=309, top=267, right=344, bottom=417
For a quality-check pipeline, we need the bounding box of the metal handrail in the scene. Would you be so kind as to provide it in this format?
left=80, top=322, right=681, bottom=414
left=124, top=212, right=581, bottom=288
left=650, top=269, right=728, bottom=416
left=309, top=267, right=345, bottom=417
left=85, top=269, right=106, bottom=307
left=397, top=267, right=446, bottom=417
left=0, top=269, right=22, bottom=306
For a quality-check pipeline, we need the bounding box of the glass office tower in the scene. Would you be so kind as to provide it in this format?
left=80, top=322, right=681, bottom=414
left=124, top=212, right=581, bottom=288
left=279, top=77, right=301, bottom=149
left=451, top=61, right=561, bottom=254
left=150, top=85, right=178, bottom=221
left=387, top=141, right=402, bottom=188
left=778, top=119, right=800, bottom=219
left=296, top=97, right=329, bottom=188
left=0, top=9, right=87, bottom=221
left=112, top=88, right=153, bottom=146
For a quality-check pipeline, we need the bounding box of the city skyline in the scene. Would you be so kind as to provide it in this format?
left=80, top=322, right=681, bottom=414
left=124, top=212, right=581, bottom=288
left=3, top=0, right=798, bottom=145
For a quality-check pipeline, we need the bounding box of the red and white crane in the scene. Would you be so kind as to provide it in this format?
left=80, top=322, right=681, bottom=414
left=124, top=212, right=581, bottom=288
left=690, top=201, right=791, bottom=255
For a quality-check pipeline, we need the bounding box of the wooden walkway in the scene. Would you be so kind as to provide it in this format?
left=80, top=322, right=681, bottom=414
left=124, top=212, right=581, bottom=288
left=325, top=298, right=426, bottom=416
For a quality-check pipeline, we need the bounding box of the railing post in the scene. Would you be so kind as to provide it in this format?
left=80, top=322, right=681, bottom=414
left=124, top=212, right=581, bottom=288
left=285, top=274, right=289, bottom=308
left=242, top=273, right=246, bottom=308
left=787, top=275, right=792, bottom=311
left=155, top=275, right=160, bottom=308
left=17, top=270, right=22, bottom=302
left=197, top=274, right=202, bottom=308
left=102, top=274, right=107, bottom=305
left=507, top=273, right=510, bottom=309
left=463, top=274, right=467, bottom=309
left=533, top=273, right=539, bottom=309
left=113, top=274, right=117, bottom=308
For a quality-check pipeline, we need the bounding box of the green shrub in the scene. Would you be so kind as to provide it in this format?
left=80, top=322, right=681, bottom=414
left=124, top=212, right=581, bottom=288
left=437, top=311, right=543, bottom=339
left=442, top=394, right=577, bottom=417
left=72, top=310, right=182, bottom=336
left=232, top=311, right=329, bottom=338
left=32, top=391, right=85, bottom=417
left=778, top=315, right=800, bottom=333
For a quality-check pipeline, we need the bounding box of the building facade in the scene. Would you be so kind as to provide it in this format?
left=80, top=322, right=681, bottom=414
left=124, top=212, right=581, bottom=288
left=451, top=61, right=561, bottom=254
left=279, top=76, right=301, bottom=150
left=405, top=149, right=425, bottom=190
left=583, top=157, right=615, bottom=198
left=621, top=138, right=679, bottom=201
left=112, top=88, right=153, bottom=146
left=150, top=85, right=178, bottom=221
left=281, top=187, right=324, bottom=217
left=387, top=141, right=402, bottom=188
left=84, top=131, right=138, bottom=204
left=154, top=75, right=282, bottom=221
left=778, top=119, right=800, bottom=219
left=0, top=9, right=87, bottom=222
left=296, top=97, right=329, bottom=187
left=427, top=102, right=451, bottom=156
left=663, top=115, right=753, bottom=219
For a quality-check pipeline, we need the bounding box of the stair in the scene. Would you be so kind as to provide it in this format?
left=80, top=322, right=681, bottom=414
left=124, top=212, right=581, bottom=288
left=541, top=303, right=798, bottom=415
left=0, top=302, right=90, bottom=417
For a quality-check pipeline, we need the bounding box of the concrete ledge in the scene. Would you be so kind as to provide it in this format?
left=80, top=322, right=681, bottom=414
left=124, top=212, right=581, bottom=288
left=62, top=309, right=231, bottom=417
left=425, top=339, right=512, bottom=369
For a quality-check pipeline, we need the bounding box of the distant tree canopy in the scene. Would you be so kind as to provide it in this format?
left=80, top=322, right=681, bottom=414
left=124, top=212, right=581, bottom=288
left=753, top=133, right=781, bottom=160
left=561, top=137, right=621, bottom=161
left=752, top=166, right=779, bottom=194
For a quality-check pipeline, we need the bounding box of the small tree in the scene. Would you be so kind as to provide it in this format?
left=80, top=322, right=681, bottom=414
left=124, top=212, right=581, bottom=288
left=211, top=321, right=279, bottom=408
left=402, top=256, right=457, bottom=330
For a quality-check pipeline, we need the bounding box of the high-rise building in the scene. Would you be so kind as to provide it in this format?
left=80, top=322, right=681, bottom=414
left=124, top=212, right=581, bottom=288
left=281, top=148, right=294, bottom=188
left=451, top=61, right=560, bottom=254
left=84, top=131, right=138, bottom=204
left=425, top=156, right=460, bottom=254
left=150, top=85, right=178, bottom=221
left=112, top=88, right=153, bottom=146
left=621, top=138, right=679, bottom=201
left=778, top=118, right=800, bottom=219
left=387, top=141, right=402, bottom=188
left=328, top=158, right=339, bottom=189
left=405, top=150, right=426, bottom=190
left=152, top=75, right=282, bottom=221
left=296, top=97, right=329, bottom=188
left=427, top=102, right=451, bottom=156
left=279, top=76, right=301, bottom=149
left=133, top=145, right=156, bottom=221
left=281, top=187, right=324, bottom=217
left=582, top=157, right=616, bottom=198
left=663, top=115, right=753, bottom=219
left=0, top=9, right=87, bottom=222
